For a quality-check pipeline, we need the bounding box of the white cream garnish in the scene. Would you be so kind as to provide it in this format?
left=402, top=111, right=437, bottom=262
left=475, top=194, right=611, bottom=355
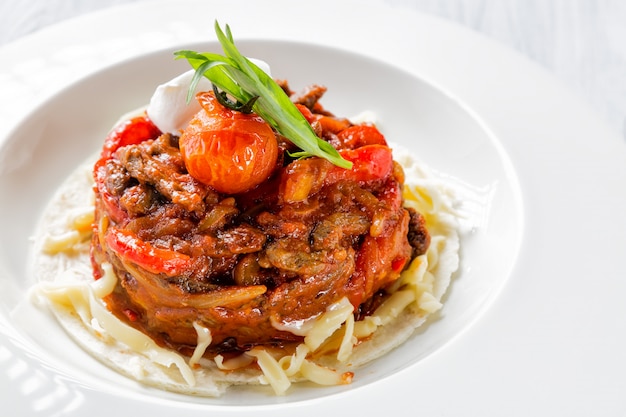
left=147, top=59, right=272, bottom=135
left=147, top=70, right=210, bottom=135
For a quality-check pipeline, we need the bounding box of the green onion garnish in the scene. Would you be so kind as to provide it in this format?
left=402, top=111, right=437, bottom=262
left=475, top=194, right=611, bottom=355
left=174, top=21, right=352, bottom=169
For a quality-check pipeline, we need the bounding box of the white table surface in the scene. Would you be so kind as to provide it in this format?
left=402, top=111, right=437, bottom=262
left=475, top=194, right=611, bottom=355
left=1, top=0, right=625, bottom=137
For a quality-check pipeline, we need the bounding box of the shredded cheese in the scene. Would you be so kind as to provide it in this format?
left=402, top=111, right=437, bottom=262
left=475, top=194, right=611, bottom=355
left=299, top=359, right=351, bottom=386
left=32, top=262, right=197, bottom=387
left=190, top=322, right=212, bottom=367
left=278, top=344, right=310, bottom=377
left=246, top=348, right=291, bottom=395
left=336, top=313, right=356, bottom=363
left=214, top=353, right=254, bottom=371
left=304, top=297, right=354, bottom=352
left=41, top=230, right=83, bottom=254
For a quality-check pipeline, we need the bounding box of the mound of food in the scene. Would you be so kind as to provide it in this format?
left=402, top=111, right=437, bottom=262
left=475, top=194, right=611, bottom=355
left=31, top=23, right=462, bottom=396
left=91, top=86, right=429, bottom=353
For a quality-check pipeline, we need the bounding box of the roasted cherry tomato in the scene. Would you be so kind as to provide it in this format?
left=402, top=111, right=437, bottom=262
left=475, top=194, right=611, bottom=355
left=179, top=91, right=279, bottom=194
left=100, top=114, right=161, bottom=160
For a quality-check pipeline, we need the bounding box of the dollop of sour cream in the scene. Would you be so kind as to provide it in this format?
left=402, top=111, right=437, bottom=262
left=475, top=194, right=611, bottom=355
left=147, top=59, right=272, bottom=135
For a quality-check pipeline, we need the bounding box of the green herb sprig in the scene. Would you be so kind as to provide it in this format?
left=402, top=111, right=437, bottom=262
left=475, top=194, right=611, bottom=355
left=174, top=21, right=352, bottom=169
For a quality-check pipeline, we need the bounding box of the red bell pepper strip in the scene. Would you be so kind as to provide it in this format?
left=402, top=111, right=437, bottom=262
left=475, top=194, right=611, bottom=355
left=93, top=158, right=129, bottom=224
left=105, top=228, right=191, bottom=276
left=326, top=144, right=393, bottom=185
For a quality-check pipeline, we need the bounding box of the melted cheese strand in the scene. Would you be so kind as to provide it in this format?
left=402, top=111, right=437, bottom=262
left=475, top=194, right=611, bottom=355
left=353, top=315, right=382, bottom=339
left=41, top=230, right=83, bottom=254
left=68, top=206, right=95, bottom=232
left=300, top=359, right=352, bottom=386
left=277, top=344, right=310, bottom=377
left=190, top=322, right=212, bottom=367
left=214, top=353, right=254, bottom=370
left=304, top=297, right=354, bottom=352
left=351, top=289, right=416, bottom=340
left=92, top=263, right=117, bottom=298
left=246, top=348, right=291, bottom=395
left=371, top=289, right=416, bottom=327
left=336, top=313, right=356, bottom=363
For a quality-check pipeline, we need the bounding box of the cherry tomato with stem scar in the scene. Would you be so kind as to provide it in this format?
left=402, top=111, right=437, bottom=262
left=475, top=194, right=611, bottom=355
left=179, top=91, right=279, bottom=194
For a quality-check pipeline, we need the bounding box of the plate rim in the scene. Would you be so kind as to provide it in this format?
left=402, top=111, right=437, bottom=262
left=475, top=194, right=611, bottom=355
left=1, top=0, right=626, bottom=416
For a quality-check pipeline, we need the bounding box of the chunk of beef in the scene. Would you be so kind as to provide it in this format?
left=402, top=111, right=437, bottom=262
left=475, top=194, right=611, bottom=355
left=406, top=207, right=430, bottom=258
left=115, top=134, right=215, bottom=215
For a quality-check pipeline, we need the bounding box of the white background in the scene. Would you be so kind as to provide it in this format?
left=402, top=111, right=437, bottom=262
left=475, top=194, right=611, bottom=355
left=1, top=0, right=625, bottom=137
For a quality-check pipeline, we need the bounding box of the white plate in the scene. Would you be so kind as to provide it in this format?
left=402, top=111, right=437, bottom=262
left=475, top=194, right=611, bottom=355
left=1, top=1, right=625, bottom=416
